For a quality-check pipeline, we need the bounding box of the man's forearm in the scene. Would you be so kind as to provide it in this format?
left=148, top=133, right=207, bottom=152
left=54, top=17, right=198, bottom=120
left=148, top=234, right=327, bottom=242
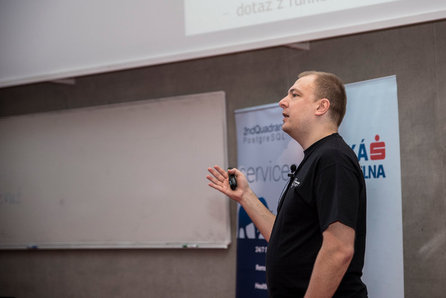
left=239, top=190, right=276, bottom=242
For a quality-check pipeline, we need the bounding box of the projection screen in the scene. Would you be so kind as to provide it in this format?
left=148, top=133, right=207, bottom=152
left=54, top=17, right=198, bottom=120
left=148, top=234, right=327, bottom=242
left=0, top=0, right=445, bottom=87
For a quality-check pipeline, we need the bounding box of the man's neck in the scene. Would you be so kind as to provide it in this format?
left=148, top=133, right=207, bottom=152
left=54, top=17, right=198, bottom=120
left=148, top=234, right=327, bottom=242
left=299, top=128, right=338, bottom=150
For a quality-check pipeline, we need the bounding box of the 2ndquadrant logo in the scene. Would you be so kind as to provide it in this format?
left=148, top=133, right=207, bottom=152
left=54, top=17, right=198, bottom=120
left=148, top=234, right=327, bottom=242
left=350, top=134, right=387, bottom=179
left=242, top=123, right=288, bottom=144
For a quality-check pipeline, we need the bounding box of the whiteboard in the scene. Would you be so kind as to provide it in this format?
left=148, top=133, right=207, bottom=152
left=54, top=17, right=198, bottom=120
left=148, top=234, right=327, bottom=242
left=0, top=92, right=231, bottom=249
left=1, top=0, right=446, bottom=87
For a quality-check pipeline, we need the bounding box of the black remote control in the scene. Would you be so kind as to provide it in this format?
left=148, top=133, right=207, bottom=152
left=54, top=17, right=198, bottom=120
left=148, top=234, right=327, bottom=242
left=228, top=174, right=237, bottom=190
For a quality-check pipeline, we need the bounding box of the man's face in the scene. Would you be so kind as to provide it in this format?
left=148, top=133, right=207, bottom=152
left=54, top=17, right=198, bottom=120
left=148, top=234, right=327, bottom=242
left=279, top=75, right=318, bottom=138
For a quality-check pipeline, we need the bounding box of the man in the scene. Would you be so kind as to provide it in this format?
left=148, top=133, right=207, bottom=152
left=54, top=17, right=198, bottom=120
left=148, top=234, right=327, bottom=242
left=207, top=71, right=367, bottom=297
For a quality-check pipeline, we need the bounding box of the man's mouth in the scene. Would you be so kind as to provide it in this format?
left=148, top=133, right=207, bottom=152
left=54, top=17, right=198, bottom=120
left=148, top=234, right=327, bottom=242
left=282, top=113, right=289, bottom=118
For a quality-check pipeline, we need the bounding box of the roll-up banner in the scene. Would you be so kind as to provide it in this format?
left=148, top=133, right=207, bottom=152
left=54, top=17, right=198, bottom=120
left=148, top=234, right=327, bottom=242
left=234, top=76, right=404, bottom=298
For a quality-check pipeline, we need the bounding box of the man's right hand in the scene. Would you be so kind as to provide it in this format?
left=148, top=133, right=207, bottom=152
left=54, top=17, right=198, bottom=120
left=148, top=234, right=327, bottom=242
left=207, top=165, right=275, bottom=241
left=206, top=165, right=250, bottom=204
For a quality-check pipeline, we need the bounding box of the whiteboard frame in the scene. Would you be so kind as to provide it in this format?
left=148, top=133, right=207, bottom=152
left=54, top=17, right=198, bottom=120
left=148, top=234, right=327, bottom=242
left=0, top=91, right=231, bottom=249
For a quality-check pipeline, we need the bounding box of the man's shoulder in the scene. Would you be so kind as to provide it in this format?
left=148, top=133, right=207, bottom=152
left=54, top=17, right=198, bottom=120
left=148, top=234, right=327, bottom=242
left=316, top=135, right=358, bottom=168
left=318, top=134, right=353, bottom=155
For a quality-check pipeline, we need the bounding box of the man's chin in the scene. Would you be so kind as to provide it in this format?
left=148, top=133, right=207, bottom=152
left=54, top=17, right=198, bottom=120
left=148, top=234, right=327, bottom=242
left=281, top=125, right=291, bottom=135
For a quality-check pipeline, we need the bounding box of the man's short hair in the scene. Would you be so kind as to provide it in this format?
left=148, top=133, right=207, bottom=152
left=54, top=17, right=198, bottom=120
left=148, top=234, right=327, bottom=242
left=298, top=71, right=347, bottom=127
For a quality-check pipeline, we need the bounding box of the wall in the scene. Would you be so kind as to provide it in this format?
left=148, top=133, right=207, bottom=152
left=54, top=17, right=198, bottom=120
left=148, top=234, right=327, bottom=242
left=1, top=19, right=445, bottom=298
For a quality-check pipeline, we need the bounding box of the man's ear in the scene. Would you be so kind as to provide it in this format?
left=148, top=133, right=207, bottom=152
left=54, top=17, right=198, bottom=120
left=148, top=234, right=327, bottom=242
left=315, top=98, right=330, bottom=116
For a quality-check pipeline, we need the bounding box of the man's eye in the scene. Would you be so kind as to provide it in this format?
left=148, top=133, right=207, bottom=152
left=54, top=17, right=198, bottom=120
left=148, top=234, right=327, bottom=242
left=292, top=93, right=298, bottom=97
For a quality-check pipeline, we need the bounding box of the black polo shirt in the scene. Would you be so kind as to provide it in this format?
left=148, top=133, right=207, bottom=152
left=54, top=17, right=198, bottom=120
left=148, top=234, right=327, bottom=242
left=266, top=133, right=367, bottom=297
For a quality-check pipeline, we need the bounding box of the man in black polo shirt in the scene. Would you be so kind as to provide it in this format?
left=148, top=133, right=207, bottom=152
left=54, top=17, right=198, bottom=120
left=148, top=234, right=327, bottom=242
left=207, top=71, right=367, bottom=297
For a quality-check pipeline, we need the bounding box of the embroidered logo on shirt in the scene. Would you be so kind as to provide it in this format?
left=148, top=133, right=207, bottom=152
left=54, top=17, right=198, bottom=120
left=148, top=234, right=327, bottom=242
left=291, top=178, right=301, bottom=188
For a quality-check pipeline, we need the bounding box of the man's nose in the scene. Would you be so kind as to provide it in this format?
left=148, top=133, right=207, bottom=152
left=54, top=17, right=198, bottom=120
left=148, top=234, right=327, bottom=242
left=279, top=96, right=287, bottom=108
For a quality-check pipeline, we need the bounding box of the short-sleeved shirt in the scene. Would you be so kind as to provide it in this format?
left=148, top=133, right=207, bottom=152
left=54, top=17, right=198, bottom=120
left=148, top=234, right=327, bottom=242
left=266, top=133, right=367, bottom=298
